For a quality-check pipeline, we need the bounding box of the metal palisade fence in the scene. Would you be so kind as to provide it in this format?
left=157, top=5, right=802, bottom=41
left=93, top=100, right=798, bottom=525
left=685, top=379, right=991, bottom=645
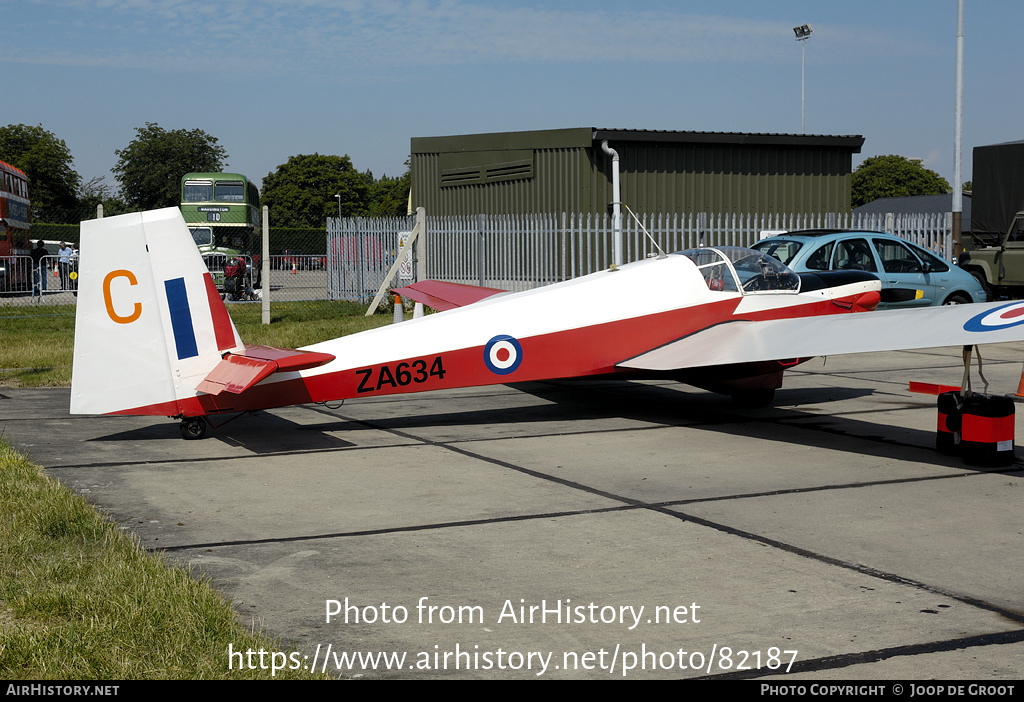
left=327, top=215, right=416, bottom=303
left=328, top=211, right=955, bottom=301
left=1, top=210, right=952, bottom=308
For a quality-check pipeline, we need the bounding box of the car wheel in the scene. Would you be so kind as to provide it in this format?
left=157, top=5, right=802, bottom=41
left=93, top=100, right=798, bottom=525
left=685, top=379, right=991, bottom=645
left=967, top=271, right=992, bottom=302
left=942, top=292, right=971, bottom=305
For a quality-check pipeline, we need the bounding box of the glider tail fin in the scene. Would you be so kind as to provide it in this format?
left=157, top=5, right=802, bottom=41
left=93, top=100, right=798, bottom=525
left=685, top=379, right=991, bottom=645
left=70, top=207, right=244, bottom=416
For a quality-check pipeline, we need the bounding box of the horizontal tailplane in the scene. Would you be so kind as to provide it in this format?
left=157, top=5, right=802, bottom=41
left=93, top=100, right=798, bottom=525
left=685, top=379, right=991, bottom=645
left=197, top=346, right=336, bottom=395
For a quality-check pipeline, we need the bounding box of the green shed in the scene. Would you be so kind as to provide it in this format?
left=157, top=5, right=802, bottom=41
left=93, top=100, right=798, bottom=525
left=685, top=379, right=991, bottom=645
left=410, top=127, right=864, bottom=216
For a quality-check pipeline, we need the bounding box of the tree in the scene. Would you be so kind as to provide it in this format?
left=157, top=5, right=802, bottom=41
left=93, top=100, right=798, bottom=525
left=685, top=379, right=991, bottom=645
left=366, top=161, right=411, bottom=217
left=112, top=123, right=227, bottom=210
left=0, top=123, right=81, bottom=223
left=261, top=153, right=372, bottom=227
left=77, top=176, right=128, bottom=218
left=851, top=155, right=950, bottom=208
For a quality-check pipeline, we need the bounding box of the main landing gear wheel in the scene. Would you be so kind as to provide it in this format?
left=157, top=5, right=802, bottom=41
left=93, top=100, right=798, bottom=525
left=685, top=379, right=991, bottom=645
left=180, top=416, right=208, bottom=440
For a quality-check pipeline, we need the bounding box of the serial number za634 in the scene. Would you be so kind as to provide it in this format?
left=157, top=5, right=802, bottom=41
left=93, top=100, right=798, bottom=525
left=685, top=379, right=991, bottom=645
left=356, top=357, right=446, bottom=393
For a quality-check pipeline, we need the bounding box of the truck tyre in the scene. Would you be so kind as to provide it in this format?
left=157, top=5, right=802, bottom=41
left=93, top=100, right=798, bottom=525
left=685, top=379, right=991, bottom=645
left=967, top=270, right=992, bottom=302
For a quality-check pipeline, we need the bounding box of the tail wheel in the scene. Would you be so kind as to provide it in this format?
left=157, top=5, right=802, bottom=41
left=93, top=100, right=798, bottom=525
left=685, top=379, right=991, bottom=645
left=180, top=416, right=208, bottom=440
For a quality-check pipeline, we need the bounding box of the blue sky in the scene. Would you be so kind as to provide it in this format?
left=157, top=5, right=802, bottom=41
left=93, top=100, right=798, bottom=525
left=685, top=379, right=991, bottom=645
left=4, top=1, right=1021, bottom=193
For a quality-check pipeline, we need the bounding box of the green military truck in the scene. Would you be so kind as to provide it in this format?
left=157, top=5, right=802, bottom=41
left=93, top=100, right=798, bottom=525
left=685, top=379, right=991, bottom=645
left=959, top=211, right=1024, bottom=300
left=958, top=141, right=1024, bottom=299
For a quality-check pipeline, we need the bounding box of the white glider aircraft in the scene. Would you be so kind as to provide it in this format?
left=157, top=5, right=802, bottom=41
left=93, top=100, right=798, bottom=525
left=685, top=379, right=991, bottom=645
left=70, top=208, right=1024, bottom=438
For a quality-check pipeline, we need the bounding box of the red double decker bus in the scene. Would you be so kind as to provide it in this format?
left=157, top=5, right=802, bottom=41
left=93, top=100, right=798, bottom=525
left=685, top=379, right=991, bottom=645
left=0, top=160, right=31, bottom=292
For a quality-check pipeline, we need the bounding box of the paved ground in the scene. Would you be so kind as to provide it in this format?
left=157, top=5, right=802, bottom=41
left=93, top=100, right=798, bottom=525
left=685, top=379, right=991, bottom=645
left=2, top=344, right=1023, bottom=680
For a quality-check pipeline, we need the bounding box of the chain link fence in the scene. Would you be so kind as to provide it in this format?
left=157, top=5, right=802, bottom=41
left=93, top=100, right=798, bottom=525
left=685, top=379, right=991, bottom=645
left=0, top=210, right=341, bottom=310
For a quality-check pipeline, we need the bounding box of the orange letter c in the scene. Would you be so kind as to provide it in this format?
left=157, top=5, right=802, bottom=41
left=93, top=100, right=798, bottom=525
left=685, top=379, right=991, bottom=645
left=103, top=269, right=142, bottom=324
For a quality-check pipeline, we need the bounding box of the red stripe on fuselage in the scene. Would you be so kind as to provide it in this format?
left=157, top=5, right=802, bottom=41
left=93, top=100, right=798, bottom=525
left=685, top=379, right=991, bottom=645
left=119, top=287, right=871, bottom=417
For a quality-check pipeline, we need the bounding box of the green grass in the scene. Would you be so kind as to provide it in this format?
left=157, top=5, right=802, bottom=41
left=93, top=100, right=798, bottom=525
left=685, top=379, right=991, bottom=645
left=0, top=438, right=327, bottom=679
left=0, top=305, right=77, bottom=387
left=228, top=300, right=393, bottom=348
left=0, top=301, right=394, bottom=677
left=0, top=301, right=393, bottom=388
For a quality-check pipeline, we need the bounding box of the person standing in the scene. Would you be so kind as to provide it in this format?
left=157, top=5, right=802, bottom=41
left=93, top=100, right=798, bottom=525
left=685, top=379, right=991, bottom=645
left=69, top=243, right=79, bottom=293
left=30, top=240, right=48, bottom=302
left=58, top=242, right=73, bottom=290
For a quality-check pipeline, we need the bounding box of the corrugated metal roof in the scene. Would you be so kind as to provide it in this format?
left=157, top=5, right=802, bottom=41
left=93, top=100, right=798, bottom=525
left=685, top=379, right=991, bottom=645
left=592, top=129, right=864, bottom=151
left=412, top=128, right=864, bottom=154
left=854, top=193, right=969, bottom=219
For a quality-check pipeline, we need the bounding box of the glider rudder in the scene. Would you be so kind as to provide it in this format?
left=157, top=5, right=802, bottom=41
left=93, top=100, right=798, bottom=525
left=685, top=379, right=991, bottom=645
left=70, top=208, right=243, bottom=417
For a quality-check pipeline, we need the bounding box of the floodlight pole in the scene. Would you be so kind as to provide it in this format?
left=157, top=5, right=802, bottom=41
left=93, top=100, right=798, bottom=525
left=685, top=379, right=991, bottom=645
left=262, top=205, right=270, bottom=325
left=801, top=39, right=806, bottom=133
left=794, top=24, right=813, bottom=134
left=952, top=0, right=964, bottom=250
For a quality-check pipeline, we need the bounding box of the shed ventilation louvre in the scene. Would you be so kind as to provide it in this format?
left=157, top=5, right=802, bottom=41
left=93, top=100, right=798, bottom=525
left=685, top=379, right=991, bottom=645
left=484, top=159, right=533, bottom=182
left=441, top=158, right=534, bottom=187
left=440, top=167, right=482, bottom=185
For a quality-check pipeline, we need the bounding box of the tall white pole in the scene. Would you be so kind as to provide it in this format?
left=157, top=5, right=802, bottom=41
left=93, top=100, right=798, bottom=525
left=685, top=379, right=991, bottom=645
left=262, top=205, right=270, bottom=325
left=793, top=26, right=812, bottom=133
left=953, top=0, right=965, bottom=248
left=801, top=38, right=806, bottom=134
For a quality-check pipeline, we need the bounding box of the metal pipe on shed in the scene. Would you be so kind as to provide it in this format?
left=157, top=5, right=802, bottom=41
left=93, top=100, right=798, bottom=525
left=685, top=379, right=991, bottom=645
left=600, top=140, right=622, bottom=268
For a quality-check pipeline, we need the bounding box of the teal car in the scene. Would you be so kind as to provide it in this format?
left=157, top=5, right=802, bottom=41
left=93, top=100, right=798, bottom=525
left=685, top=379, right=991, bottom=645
left=751, top=229, right=986, bottom=308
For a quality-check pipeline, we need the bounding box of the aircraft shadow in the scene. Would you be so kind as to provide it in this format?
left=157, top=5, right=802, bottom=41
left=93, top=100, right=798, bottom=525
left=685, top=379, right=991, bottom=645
left=89, top=412, right=356, bottom=454
left=303, top=380, right=874, bottom=433
left=84, top=380, right=1016, bottom=472
left=302, top=379, right=1009, bottom=472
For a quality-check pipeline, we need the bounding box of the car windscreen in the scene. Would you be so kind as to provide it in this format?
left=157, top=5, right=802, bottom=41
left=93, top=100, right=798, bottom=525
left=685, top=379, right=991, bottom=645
left=751, top=238, right=803, bottom=266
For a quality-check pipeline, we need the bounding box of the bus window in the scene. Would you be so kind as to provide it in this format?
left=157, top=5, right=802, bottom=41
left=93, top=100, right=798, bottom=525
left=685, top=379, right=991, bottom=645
left=183, top=181, right=213, bottom=202
left=190, top=227, right=214, bottom=247
left=215, top=181, right=244, bottom=202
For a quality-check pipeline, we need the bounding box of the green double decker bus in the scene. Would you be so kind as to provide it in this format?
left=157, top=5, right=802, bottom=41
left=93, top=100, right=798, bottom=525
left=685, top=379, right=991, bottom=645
left=180, top=172, right=261, bottom=289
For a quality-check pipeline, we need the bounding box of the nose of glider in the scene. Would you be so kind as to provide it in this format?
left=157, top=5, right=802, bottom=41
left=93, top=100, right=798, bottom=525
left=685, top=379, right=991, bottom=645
left=797, top=270, right=882, bottom=312
left=850, top=290, right=881, bottom=312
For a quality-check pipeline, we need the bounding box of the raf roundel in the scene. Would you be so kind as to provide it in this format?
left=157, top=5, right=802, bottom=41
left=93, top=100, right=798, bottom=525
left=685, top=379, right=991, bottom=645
left=963, top=302, right=1024, bottom=333
left=484, top=335, right=523, bottom=375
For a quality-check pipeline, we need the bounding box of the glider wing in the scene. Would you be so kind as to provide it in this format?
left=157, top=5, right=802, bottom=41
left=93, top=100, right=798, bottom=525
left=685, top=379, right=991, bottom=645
left=393, top=280, right=506, bottom=311
left=619, top=301, right=1024, bottom=371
